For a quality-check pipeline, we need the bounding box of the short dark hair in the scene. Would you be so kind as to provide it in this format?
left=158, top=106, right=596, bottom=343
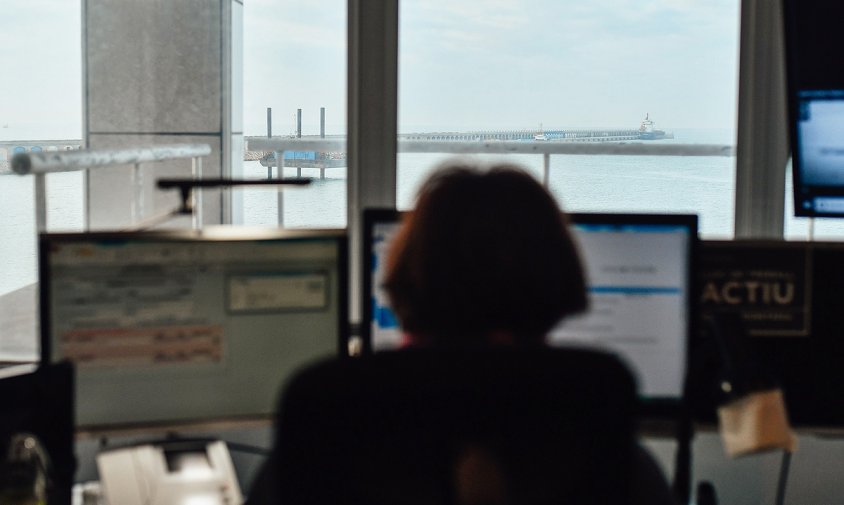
left=383, top=162, right=588, bottom=346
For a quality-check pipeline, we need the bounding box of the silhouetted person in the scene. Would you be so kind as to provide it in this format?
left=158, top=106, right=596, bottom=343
left=382, top=161, right=676, bottom=505
left=384, top=163, right=586, bottom=347
left=249, top=161, right=675, bottom=505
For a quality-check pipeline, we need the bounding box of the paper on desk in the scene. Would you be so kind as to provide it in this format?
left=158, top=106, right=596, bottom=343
left=718, top=389, right=797, bottom=457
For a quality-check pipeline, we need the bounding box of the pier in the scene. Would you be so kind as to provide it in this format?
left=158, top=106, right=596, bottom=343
left=242, top=127, right=659, bottom=178
left=0, top=125, right=678, bottom=177
left=398, top=129, right=641, bottom=142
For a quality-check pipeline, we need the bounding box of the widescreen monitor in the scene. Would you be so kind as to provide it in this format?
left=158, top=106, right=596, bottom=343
left=363, top=209, right=696, bottom=404
left=40, top=228, right=347, bottom=431
left=784, top=1, right=844, bottom=217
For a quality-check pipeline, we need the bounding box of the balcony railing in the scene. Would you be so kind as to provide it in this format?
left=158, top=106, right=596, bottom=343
left=247, top=137, right=735, bottom=187
left=10, top=138, right=736, bottom=232
left=11, top=144, right=212, bottom=231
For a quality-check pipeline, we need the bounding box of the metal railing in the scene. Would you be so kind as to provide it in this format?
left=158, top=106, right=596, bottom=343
left=12, top=138, right=736, bottom=232
left=246, top=137, right=735, bottom=187
left=11, top=144, right=212, bottom=232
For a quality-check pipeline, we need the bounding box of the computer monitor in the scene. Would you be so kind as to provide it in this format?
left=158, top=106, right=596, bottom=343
left=553, top=214, right=696, bottom=403
left=40, top=228, right=347, bottom=431
left=784, top=1, right=844, bottom=216
left=363, top=209, right=404, bottom=353
left=362, top=209, right=696, bottom=404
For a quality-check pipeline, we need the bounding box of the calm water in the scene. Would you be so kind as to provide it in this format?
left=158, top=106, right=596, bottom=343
left=1, top=128, right=837, bottom=296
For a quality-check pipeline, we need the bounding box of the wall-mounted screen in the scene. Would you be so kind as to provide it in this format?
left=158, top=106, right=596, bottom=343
left=784, top=2, right=844, bottom=217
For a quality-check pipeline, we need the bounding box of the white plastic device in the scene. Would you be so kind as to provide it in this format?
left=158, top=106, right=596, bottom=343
left=96, top=440, right=242, bottom=505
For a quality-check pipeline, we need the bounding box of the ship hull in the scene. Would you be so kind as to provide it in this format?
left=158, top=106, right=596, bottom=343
left=638, top=130, right=666, bottom=140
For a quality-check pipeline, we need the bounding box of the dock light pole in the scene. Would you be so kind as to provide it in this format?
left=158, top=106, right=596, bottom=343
left=297, top=109, right=302, bottom=138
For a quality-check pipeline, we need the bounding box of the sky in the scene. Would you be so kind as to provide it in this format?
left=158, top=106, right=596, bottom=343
left=0, top=1, right=83, bottom=140
left=1, top=0, right=740, bottom=141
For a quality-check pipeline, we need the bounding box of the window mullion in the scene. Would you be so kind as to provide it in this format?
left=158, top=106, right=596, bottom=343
left=734, top=0, right=789, bottom=238
left=347, top=0, right=399, bottom=323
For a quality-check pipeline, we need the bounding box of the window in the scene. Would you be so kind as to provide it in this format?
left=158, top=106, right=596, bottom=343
left=239, top=0, right=347, bottom=229
left=1, top=1, right=83, bottom=362
left=398, top=1, right=740, bottom=238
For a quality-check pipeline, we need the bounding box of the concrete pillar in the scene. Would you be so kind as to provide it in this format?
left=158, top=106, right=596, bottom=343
left=83, top=0, right=243, bottom=229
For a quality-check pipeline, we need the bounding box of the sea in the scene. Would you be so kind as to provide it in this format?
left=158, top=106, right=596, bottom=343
left=0, top=127, right=838, bottom=298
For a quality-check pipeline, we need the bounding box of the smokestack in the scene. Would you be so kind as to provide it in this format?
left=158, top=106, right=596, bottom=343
left=266, top=107, right=272, bottom=138
left=320, top=107, right=326, bottom=138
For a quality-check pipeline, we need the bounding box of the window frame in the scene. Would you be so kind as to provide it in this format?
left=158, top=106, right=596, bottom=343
left=345, top=0, right=789, bottom=321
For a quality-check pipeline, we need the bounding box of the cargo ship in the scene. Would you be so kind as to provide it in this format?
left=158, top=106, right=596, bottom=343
left=638, top=113, right=671, bottom=140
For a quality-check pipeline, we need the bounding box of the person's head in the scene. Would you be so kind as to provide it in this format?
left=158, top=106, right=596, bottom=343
left=384, top=161, right=587, bottom=346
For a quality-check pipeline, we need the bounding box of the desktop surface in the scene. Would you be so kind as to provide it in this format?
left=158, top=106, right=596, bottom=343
left=40, top=228, right=347, bottom=431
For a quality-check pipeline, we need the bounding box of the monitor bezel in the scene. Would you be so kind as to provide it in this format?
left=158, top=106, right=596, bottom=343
left=567, top=213, right=699, bottom=417
left=362, top=208, right=403, bottom=355
left=38, top=227, right=349, bottom=432
left=782, top=0, right=844, bottom=218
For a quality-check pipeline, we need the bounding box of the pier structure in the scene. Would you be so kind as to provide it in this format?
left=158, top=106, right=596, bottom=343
left=399, top=129, right=640, bottom=142
left=244, top=136, right=730, bottom=188
left=247, top=136, right=347, bottom=180
left=1, top=125, right=671, bottom=179
left=243, top=127, right=648, bottom=179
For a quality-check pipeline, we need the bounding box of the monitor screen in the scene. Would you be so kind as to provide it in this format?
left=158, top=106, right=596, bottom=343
left=784, top=2, right=844, bottom=216
left=364, top=210, right=404, bottom=353
left=550, top=215, right=695, bottom=400
left=40, top=228, right=347, bottom=431
left=362, top=209, right=696, bottom=402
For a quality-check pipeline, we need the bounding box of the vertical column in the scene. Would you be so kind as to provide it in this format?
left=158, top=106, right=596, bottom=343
left=34, top=175, right=47, bottom=233
left=297, top=109, right=302, bottom=138
left=542, top=153, right=550, bottom=188
left=734, top=0, right=788, bottom=238
left=84, top=0, right=240, bottom=229
left=228, top=0, right=245, bottom=225
left=347, top=0, right=399, bottom=323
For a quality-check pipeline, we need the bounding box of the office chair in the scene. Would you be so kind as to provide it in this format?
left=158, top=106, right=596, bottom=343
left=0, top=362, right=75, bottom=505
left=258, top=348, right=637, bottom=505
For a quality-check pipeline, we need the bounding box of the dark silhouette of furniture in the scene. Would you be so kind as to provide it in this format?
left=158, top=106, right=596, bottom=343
left=0, top=362, right=75, bottom=505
